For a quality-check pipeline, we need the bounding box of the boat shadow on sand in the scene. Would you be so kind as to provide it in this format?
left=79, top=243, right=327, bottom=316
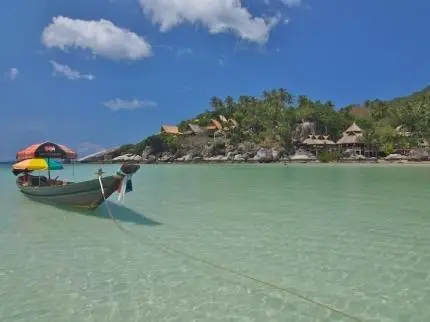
left=48, top=201, right=162, bottom=226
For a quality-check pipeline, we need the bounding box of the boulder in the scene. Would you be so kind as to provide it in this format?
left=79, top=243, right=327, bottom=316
left=253, top=148, right=273, bottom=163
left=272, top=149, right=281, bottom=161
left=408, top=148, right=429, bottom=161
left=203, top=155, right=228, bottom=162
left=144, top=155, right=157, bottom=164
left=132, top=155, right=142, bottom=161
left=226, top=151, right=238, bottom=160
left=184, top=154, right=193, bottom=162
left=113, top=154, right=142, bottom=162
left=159, top=152, right=175, bottom=162
left=385, top=153, right=406, bottom=161
left=141, top=146, right=152, bottom=160
left=234, top=154, right=246, bottom=161
left=201, top=144, right=214, bottom=157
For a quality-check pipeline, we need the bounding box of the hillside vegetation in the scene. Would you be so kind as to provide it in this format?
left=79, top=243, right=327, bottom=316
left=114, top=86, right=430, bottom=158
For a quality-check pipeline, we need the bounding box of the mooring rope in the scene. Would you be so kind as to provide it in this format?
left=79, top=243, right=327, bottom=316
left=135, top=235, right=363, bottom=321
left=98, top=175, right=129, bottom=232
left=98, top=175, right=363, bottom=321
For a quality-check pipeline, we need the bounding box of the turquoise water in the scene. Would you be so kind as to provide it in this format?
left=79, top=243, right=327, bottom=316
left=1, top=163, right=430, bottom=321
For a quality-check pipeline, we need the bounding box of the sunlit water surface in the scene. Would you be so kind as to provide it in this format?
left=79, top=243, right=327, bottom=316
left=1, top=163, right=430, bottom=321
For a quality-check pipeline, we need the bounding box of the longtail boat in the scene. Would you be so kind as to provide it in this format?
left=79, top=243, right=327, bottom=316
left=12, top=141, right=140, bottom=210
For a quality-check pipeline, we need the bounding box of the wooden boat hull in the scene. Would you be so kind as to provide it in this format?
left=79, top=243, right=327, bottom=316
left=16, top=164, right=140, bottom=210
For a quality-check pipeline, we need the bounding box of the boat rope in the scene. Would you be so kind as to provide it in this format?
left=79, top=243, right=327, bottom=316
left=102, top=216, right=363, bottom=322
left=97, top=174, right=129, bottom=232
left=117, top=174, right=131, bottom=205
left=131, top=234, right=363, bottom=322
left=96, top=173, right=362, bottom=321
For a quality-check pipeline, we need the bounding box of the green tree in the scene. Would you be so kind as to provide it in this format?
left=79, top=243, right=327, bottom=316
left=117, top=86, right=430, bottom=158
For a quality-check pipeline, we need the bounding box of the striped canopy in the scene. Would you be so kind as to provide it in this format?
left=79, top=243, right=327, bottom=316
left=12, top=158, right=64, bottom=176
left=16, top=141, right=77, bottom=161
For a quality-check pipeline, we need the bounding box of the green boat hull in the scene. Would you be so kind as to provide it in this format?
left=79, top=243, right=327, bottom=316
left=15, top=164, right=140, bottom=210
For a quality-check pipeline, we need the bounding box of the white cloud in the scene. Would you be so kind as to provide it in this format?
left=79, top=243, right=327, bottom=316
left=49, top=61, right=95, bottom=80
left=139, top=0, right=280, bottom=44
left=280, top=0, right=301, bottom=7
left=103, top=98, right=157, bottom=111
left=8, top=68, right=19, bottom=81
left=42, top=16, right=152, bottom=60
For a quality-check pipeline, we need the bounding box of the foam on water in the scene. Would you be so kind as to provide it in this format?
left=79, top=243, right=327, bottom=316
left=1, top=163, right=430, bottom=321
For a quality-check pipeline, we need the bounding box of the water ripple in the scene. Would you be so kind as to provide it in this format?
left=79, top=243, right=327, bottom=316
left=1, top=164, right=430, bottom=321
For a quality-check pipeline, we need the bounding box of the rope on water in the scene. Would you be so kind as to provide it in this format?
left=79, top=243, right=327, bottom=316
left=135, top=236, right=363, bottom=322
left=98, top=175, right=362, bottom=321
left=110, top=223, right=363, bottom=321
left=98, top=175, right=129, bottom=232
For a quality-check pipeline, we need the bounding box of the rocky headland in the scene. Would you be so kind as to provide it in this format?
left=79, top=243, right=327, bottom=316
left=79, top=87, right=430, bottom=165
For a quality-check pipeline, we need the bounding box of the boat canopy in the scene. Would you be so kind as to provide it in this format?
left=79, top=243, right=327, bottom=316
left=12, top=158, right=64, bottom=176
left=16, top=141, right=77, bottom=161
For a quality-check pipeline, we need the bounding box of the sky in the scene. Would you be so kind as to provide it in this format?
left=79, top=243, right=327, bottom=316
left=1, top=0, right=429, bottom=160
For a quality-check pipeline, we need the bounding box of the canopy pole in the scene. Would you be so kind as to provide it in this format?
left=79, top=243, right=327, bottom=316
left=48, top=157, right=51, bottom=180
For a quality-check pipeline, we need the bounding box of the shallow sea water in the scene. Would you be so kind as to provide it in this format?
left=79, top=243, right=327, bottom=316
left=1, top=163, right=430, bottom=321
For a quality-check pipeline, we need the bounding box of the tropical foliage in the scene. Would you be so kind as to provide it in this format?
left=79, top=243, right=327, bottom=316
left=119, top=86, right=430, bottom=156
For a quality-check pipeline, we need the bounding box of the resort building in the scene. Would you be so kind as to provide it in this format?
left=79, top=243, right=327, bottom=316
left=218, top=115, right=238, bottom=130
left=183, top=124, right=205, bottom=135
left=160, top=125, right=181, bottom=135
left=336, top=122, right=377, bottom=157
left=204, top=119, right=223, bottom=134
left=301, top=134, right=335, bottom=156
left=219, top=115, right=228, bottom=123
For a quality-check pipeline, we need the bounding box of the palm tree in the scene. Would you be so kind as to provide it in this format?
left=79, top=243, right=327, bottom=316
left=359, top=130, right=379, bottom=158
left=210, top=96, right=224, bottom=112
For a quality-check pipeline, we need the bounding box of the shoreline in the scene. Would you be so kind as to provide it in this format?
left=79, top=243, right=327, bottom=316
left=78, top=159, right=430, bottom=166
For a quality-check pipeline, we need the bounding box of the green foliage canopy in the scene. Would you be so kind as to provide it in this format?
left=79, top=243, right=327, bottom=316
left=126, top=86, right=430, bottom=156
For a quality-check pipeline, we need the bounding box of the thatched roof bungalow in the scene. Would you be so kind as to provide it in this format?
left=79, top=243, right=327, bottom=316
left=205, top=125, right=217, bottom=131
left=301, top=134, right=335, bottom=157
left=160, top=125, right=181, bottom=135
left=211, top=119, right=223, bottom=130
left=216, top=114, right=239, bottom=131
left=205, top=119, right=223, bottom=133
left=336, top=122, right=363, bottom=145
left=186, top=123, right=204, bottom=135
left=303, top=134, right=335, bottom=146
left=217, top=115, right=238, bottom=129
left=219, top=115, right=228, bottom=123
left=336, top=122, right=378, bottom=157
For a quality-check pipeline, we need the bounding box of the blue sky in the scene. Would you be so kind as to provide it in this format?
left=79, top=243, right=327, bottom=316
left=1, top=0, right=429, bottom=160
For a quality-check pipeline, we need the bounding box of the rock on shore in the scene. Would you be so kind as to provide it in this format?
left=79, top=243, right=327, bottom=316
left=79, top=141, right=430, bottom=164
